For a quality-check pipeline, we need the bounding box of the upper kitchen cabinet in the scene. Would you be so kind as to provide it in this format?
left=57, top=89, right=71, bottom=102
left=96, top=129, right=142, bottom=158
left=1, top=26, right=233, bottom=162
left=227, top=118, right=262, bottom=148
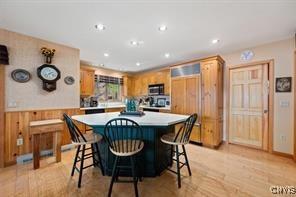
left=130, top=68, right=171, bottom=97
left=80, top=68, right=95, bottom=96
left=123, top=76, right=134, bottom=97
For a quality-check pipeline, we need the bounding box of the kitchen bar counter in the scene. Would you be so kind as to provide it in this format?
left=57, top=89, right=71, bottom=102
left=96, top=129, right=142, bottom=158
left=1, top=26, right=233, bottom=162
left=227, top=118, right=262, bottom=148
left=72, top=112, right=188, bottom=177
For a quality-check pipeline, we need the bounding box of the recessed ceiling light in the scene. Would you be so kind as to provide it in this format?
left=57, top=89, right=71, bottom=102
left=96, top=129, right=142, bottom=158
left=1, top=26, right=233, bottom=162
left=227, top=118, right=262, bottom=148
left=159, top=25, right=167, bottom=31
left=164, top=53, right=170, bottom=58
left=212, top=39, right=220, bottom=44
left=103, top=53, right=109, bottom=57
left=95, top=23, right=106, bottom=31
left=136, top=62, right=141, bottom=66
left=130, top=40, right=138, bottom=46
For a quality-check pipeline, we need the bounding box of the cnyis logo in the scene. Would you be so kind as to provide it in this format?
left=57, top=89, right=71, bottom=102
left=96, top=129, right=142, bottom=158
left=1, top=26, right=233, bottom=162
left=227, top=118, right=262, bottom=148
left=270, top=186, right=296, bottom=195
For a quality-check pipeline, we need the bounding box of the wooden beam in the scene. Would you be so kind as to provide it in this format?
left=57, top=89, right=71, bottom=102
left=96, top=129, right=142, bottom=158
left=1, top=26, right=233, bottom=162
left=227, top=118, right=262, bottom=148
left=0, top=65, right=5, bottom=168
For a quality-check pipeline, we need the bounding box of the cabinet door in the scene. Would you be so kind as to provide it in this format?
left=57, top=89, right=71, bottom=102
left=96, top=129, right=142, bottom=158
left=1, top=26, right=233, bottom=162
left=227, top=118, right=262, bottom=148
left=201, top=61, right=218, bottom=119
left=83, top=70, right=94, bottom=95
left=141, top=77, right=148, bottom=95
left=80, top=70, right=85, bottom=95
left=202, top=120, right=215, bottom=146
left=185, top=77, right=199, bottom=115
left=171, top=78, right=186, bottom=114
left=190, top=125, right=201, bottom=143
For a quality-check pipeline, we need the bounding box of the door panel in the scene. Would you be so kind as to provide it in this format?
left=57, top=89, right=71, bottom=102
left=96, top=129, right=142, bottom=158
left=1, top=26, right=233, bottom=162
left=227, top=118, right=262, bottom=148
left=171, top=78, right=186, bottom=114
left=229, top=64, right=269, bottom=149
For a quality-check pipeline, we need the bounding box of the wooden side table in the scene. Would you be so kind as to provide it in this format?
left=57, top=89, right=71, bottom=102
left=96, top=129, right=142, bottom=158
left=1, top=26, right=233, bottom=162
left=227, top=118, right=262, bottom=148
left=29, top=119, right=64, bottom=169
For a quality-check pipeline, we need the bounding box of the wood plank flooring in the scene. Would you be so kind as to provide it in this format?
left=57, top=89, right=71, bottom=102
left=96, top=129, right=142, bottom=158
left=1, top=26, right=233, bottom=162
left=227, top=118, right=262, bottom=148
left=1, top=143, right=296, bottom=197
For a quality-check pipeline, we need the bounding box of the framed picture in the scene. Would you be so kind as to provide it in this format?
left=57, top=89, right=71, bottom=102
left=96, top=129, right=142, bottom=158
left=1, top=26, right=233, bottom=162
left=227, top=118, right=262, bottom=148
left=276, top=77, right=292, bottom=92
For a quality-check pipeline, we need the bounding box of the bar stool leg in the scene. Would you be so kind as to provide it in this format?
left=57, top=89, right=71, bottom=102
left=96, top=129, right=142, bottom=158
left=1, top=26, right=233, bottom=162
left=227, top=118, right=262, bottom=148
left=71, top=145, right=81, bottom=176
left=176, top=145, right=181, bottom=188
left=78, top=145, right=85, bottom=188
left=108, top=156, right=119, bottom=197
left=130, top=156, right=139, bottom=197
left=182, top=145, right=191, bottom=176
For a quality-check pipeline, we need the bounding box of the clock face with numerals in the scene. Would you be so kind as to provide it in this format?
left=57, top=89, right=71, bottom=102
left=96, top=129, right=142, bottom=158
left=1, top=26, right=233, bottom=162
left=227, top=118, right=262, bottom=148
left=241, top=50, right=254, bottom=61
left=37, top=64, right=61, bottom=92
left=40, top=67, right=59, bottom=81
left=37, top=64, right=60, bottom=82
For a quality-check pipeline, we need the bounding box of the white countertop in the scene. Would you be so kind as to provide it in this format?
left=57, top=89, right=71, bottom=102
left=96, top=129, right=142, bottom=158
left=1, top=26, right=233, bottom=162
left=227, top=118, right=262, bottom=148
left=139, top=105, right=171, bottom=110
left=72, top=111, right=188, bottom=126
left=80, top=104, right=125, bottom=110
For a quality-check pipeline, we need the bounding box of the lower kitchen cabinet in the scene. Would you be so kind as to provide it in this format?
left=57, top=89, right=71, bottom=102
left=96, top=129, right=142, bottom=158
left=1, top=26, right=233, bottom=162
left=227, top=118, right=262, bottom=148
left=202, top=119, right=223, bottom=147
left=105, top=107, right=124, bottom=112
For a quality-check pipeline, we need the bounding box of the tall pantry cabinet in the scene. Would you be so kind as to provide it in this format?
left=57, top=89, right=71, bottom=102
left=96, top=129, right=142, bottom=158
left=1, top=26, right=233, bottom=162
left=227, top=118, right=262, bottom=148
left=200, top=57, right=224, bottom=147
left=171, top=56, right=224, bottom=148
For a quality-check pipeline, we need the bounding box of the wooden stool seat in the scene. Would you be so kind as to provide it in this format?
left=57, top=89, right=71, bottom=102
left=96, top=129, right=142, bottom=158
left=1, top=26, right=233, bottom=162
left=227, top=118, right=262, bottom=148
left=29, top=119, right=63, bottom=170
left=72, top=132, right=103, bottom=145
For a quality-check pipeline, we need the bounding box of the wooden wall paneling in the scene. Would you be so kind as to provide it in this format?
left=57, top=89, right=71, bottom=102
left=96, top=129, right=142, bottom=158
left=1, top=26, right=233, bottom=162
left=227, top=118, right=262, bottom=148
left=4, top=108, right=82, bottom=165
left=0, top=65, right=4, bottom=167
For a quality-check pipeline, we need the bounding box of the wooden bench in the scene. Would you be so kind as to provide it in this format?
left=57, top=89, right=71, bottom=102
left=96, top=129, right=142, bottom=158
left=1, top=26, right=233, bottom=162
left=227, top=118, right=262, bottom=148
left=29, top=119, right=64, bottom=169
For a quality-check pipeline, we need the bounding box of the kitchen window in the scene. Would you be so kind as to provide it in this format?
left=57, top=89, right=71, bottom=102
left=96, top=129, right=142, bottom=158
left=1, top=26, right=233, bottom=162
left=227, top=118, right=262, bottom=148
left=95, top=75, right=123, bottom=102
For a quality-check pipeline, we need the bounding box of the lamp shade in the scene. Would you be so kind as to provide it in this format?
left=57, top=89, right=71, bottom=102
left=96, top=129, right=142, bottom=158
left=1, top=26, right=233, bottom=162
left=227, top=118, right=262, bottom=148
left=0, top=45, right=9, bottom=65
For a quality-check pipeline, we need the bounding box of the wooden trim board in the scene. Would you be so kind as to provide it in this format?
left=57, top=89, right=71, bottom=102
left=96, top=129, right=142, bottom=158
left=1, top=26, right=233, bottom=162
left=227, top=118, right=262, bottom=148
left=225, top=59, right=274, bottom=153
left=294, top=50, right=296, bottom=161
left=0, top=65, right=4, bottom=168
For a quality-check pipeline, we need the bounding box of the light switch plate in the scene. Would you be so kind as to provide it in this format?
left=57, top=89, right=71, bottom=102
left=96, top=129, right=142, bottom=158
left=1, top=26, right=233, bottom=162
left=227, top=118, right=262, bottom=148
left=8, top=101, right=18, bottom=108
left=280, top=100, right=289, bottom=107
left=17, top=138, right=23, bottom=146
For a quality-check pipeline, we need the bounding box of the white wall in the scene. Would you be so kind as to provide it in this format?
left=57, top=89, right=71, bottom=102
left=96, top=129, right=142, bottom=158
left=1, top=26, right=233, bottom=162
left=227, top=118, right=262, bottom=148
left=0, top=28, right=80, bottom=111
left=221, top=38, right=295, bottom=154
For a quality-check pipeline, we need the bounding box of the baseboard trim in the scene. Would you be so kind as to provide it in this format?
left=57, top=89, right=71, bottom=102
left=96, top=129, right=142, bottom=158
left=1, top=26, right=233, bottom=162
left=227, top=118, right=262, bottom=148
left=17, top=144, right=75, bottom=164
left=272, top=151, right=293, bottom=159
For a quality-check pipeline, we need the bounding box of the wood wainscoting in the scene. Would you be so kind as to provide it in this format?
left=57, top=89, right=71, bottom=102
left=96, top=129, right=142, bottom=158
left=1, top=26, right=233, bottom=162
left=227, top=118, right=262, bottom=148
left=4, top=108, right=84, bottom=166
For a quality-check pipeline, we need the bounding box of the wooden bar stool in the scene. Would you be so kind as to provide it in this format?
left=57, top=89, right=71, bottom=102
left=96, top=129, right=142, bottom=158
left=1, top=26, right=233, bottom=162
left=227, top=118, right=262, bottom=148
left=63, top=113, right=105, bottom=188
left=29, top=119, right=64, bottom=170
left=104, top=118, right=144, bottom=197
left=161, top=113, right=197, bottom=188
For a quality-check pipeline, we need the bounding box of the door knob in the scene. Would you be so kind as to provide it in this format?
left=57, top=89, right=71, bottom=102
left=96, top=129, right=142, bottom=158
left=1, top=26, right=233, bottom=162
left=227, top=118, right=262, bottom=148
left=264, top=110, right=268, bottom=113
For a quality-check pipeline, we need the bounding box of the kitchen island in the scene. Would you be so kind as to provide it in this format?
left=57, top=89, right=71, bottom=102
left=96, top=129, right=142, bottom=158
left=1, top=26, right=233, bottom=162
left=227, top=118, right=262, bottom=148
left=72, top=111, right=188, bottom=177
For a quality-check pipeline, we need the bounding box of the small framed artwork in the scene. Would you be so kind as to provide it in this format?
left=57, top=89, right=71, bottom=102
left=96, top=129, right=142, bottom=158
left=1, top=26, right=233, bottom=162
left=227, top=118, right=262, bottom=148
left=276, top=77, right=292, bottom=92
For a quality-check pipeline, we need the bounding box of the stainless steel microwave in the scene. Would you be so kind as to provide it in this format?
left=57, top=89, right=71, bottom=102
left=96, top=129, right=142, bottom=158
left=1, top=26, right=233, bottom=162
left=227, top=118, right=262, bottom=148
left=148, top=84, right=164, bottom=95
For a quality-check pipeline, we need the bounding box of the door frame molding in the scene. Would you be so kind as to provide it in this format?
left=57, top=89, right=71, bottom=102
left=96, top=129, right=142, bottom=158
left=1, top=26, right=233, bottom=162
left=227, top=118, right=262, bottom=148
left=0, top=65, right=5, bottom=168
left=294, top=50, right=296, bottom=161
left=225, top=59, right=274, bottom=153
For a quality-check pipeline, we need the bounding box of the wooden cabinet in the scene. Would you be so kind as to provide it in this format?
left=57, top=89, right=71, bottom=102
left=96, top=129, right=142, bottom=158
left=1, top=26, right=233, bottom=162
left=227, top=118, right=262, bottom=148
left=171, top=78, right=186, bottom=114
left=129, top=69, right=171, bottom=97
left=105, top=107, right=124, bottom=112
left=80, top=68, right=95, bottom=96
left=170, top=56, right=224, bottom=147
left=123, top=76, right=133, bottom=97
left=200, top=57, right=224, bottom=147
left=171, top=75, right=200, bottom=143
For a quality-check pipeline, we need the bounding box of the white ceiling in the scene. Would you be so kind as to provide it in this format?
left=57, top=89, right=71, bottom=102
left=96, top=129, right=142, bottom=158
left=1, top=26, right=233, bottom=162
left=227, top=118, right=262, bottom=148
left=0, top=0, right=296, bottom=72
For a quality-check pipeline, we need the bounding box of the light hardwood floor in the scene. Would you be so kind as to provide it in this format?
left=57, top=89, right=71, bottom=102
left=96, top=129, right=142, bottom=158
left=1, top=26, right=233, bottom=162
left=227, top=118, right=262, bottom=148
left=1, top=143, right=296, bottom=197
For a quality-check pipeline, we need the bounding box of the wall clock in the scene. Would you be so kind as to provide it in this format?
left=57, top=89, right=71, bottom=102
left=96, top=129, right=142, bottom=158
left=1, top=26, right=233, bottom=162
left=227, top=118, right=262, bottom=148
left=37, top=64, right=60, bottom=92
left=241, top=50, right=254, bottom=61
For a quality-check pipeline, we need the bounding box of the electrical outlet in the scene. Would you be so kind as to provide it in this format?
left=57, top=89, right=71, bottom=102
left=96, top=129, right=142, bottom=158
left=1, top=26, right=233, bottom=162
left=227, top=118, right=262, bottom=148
left=17, top=138, right=23, bottom=146
left=8, top=101, right=18, bottom=108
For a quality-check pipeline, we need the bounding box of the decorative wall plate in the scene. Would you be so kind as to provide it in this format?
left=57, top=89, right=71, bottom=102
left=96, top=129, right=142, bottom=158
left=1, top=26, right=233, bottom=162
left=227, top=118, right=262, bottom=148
left=64, top=76, right=75, bottom=85
left=240, top=50, right=254, bottom=61
left=11, top=69, right=31, bottom=83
